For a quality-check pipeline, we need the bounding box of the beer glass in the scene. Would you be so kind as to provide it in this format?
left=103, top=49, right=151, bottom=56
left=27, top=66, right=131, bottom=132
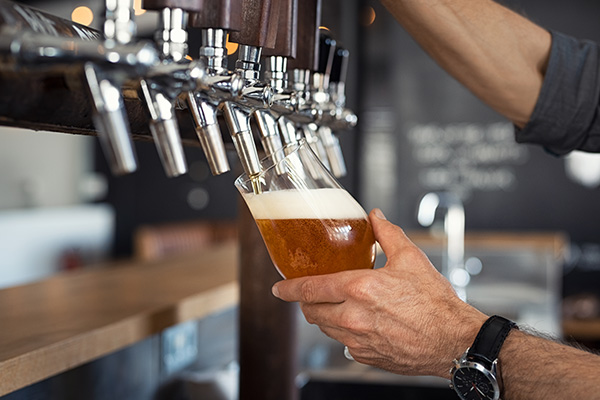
left=234, top=139, right=376, bottom=279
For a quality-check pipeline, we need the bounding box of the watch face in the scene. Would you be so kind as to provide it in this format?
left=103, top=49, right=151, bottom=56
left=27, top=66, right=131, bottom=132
left=452, top=365, right=499, bottom=400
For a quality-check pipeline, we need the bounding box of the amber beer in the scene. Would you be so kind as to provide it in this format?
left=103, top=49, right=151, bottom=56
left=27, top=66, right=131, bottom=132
left=244, top=187, right=376, bottom=279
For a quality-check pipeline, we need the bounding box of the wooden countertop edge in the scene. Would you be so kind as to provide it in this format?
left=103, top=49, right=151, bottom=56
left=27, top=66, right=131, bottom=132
left=0, top=243, right=239, bottom=397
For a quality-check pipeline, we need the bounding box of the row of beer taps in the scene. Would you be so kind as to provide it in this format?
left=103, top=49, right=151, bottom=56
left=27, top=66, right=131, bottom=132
left=0, top=0, right=357, bottom=182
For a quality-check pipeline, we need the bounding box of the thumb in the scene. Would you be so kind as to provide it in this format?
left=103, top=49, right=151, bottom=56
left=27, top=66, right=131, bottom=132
left=369, top=208, right=415, bottom=260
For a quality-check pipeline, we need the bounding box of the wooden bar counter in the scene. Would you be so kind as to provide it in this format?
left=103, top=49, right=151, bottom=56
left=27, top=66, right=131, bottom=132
left=0, top=241, right=239, bottom=397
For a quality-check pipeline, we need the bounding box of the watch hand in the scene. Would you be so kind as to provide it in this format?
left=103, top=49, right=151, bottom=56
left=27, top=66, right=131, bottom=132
left=472, top=383, right=484, bottom=399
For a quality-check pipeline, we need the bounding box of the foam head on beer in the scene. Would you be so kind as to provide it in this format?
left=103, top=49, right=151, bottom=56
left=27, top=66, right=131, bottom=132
left=243, top=188, right=377, bottom=279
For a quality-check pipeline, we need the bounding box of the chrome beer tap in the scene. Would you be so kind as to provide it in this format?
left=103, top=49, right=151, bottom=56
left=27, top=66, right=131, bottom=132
left=310, top=30, right=348, bottom=177
left=0, top=0, right=162, bottom=175
left=185, top=27, right=237, bottom=176
left=224, top=0, right=282, bottom=181
left=86, top=0, right=140, bottom=175
left=185, top=0, right=249, bottom=176
left=255, top=55, right=289, bottom=162
left=255, top=0, right=300, bottom=162
left=0, top=0, right=221, bottom=176
left=222, top=43, right=272, bottom=180
left=138, top=2, right=195, bottom=177
left=327, top=45, right=358, bottom=131
left=318, top=43, right=358, bottom=178
left=281, top=0, right=337, bottom=170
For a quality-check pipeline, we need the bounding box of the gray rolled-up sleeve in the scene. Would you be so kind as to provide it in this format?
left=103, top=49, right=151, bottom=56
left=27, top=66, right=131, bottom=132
left=516, top=31, right=600, bottom=155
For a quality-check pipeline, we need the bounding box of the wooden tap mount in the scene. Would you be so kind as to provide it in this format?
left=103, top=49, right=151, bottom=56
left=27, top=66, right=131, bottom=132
left=287, top=0, right=320, bottom=71
left=228, top=0, right=280, bottom=48
left=262, top=0, right=297, bottom=58
left=188, top=0, right=243, bottom=30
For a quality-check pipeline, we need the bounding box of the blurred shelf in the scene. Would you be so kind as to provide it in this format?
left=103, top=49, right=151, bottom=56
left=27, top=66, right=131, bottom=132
left=0, top=241, right=239, bottom=397
left=408, top=231, right=568, bottom=259
left=563, top=319, right=600, bottom=341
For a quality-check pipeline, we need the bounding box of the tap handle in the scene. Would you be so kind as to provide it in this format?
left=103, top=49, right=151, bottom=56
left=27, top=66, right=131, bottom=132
left=228, top=0, right=281, bottom=48
left=263, top=0, right=297, bottom=58
left=317, top=30, right=336, bottom=76
left=329, top=44, right=350, bottom=110
left=313, top=29, right=336, bottom=92
left=287, top=0, right=320, bottom=71
left=188, top=0, right=243, bottom=30
left=330, top=45, right=349, bottom=84
left=104, top=0, right=136, bottom=44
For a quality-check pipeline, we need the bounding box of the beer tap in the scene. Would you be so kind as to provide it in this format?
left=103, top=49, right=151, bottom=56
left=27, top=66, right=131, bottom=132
left=308, top=32, right=359, bottom=177
left=138, top=0, right=204, bottom=177
left=224, top=0, right=281, bottom=181
left=186, top=0, right=244, bottom=176
left=85, top=0, right=140, bottom=175
left=327, top=44, right=358, bottom=131
left=282, top=0, right=332, bottom=168
left=310, top=30, right=348, bottom=177
left=0, top=1, right=222, bottom=176
left=256, top=0, right=298, bottom=162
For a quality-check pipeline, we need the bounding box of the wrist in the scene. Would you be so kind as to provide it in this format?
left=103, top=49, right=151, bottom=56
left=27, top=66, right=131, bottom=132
left=450, top=315, right=518, bottom=400
left=442, top=304, right=488, bottom=377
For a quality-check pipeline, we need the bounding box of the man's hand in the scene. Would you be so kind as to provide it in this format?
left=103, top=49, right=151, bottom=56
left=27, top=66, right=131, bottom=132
left=272, top=208, right=487, bottom=377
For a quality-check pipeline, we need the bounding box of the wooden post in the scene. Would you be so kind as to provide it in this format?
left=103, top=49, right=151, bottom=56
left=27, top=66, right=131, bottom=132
left=238, top=198, right=298, bottom=400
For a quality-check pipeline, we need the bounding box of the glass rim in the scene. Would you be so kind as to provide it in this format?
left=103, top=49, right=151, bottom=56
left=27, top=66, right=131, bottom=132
left=234, top=138, right=310, bottom=188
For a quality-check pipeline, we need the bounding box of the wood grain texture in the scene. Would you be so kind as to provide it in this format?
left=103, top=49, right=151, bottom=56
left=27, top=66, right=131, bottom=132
left=0, top=241, right=239, bottom=397
left=0, top=71, right=201, bottom=147
left=188, top=0, right=243, bottom=30
left=238, top=199, right=298, bottom=400
left=286, top=0, right=320, bottom=71
left=228, top=0, right=280, bottom=48
left=262, top=0, right=297, bottom=58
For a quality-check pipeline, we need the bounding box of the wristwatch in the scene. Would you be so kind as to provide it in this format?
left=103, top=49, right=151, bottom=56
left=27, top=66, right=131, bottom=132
left=450, top=315, right=517, bottom=400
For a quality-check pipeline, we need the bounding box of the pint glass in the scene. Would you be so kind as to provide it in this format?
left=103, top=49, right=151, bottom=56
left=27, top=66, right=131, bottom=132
left=234, top=139, right=376, bottom=279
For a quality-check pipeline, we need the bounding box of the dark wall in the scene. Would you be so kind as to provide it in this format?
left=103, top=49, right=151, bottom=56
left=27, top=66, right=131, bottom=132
left=95, top=141, right=241, bottom=256
left=357, top=0, right=600, bottom=245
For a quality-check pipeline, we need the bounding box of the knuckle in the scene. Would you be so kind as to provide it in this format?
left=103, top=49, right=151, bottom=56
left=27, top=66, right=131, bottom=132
left=346, top=275, right=376, bottom=301
left=299, top=279, right=316, bottom=303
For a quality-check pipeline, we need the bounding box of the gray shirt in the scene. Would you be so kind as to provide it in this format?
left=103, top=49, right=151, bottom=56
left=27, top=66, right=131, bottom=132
left=516, top=31, right=600, bottom=155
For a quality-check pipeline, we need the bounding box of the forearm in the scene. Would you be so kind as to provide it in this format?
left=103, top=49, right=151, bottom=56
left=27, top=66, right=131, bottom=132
left=499, top=329, right=600, bottom=399
left=380, top=0, right=552, bottom=127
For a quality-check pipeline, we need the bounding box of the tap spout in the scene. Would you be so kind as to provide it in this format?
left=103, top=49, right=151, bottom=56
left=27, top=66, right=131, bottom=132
left=417, top=192, right=468, bottom=298
left=83, top=62, right=138, bottom=175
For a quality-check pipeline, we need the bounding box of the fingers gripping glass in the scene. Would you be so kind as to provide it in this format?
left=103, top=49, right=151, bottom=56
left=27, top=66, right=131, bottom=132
left=235, top=139, right=377, bottom=279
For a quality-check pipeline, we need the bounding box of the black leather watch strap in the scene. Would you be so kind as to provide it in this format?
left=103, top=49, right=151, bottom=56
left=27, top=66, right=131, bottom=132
left=467, top=315, right=517, bottom=368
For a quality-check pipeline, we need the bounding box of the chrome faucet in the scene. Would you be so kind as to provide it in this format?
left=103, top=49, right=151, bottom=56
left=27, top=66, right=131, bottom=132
left=417, top=192, right=469, bottom=300
left=86, top=0, right=140, bottom=175
left=221, top=44, right=272, bottom=180
left=139, top=6, right=190, bottom=177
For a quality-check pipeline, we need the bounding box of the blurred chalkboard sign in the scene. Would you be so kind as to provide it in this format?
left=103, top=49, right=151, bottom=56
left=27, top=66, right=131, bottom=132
left=357, top=0, right=600, bottom=244
left=406, top=122, right=528, bottom=198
